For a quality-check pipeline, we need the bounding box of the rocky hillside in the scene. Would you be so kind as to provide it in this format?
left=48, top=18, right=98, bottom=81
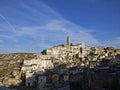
left=0, top=53, right=36, bottom=78
left=0, top=53, right=36, bottom=60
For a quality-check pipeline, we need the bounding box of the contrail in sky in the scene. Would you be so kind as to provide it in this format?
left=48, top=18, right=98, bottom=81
left=0, top=14, right=15, bottom=32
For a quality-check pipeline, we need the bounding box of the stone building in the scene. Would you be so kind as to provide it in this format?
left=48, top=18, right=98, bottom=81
left=25, top=72, right=36, bottom=87
left=21, top=59, right=54, bottom=73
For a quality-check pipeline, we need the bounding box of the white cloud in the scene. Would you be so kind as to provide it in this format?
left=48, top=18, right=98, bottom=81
left=0, top=0, right=102, bottom=53
left=0, top=34, right=14, bottom=39
left=14, top=19, right=100, bottom=46
left=0, top=40, right=3, bottom=43
left=103, top=37, right=120, bottom=48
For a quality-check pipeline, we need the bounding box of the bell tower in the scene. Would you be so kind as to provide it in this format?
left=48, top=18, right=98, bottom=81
left=67, top=36, right=70, bottom=50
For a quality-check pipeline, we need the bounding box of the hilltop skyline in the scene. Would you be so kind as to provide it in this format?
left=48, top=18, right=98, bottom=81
left=0, top=0, right=120, bottom=53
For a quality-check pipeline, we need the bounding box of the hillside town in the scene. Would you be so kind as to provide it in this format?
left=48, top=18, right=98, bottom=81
left=0, top=36, right=120, bottom=90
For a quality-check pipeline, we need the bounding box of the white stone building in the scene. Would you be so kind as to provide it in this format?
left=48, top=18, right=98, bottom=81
left=21, top=59, right=54, bottom=73
left=25, top=72, right=36, bottom=87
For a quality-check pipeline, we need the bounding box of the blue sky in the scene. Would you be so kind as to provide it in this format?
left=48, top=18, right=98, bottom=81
left=0, top=0, right=120, bottom=53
